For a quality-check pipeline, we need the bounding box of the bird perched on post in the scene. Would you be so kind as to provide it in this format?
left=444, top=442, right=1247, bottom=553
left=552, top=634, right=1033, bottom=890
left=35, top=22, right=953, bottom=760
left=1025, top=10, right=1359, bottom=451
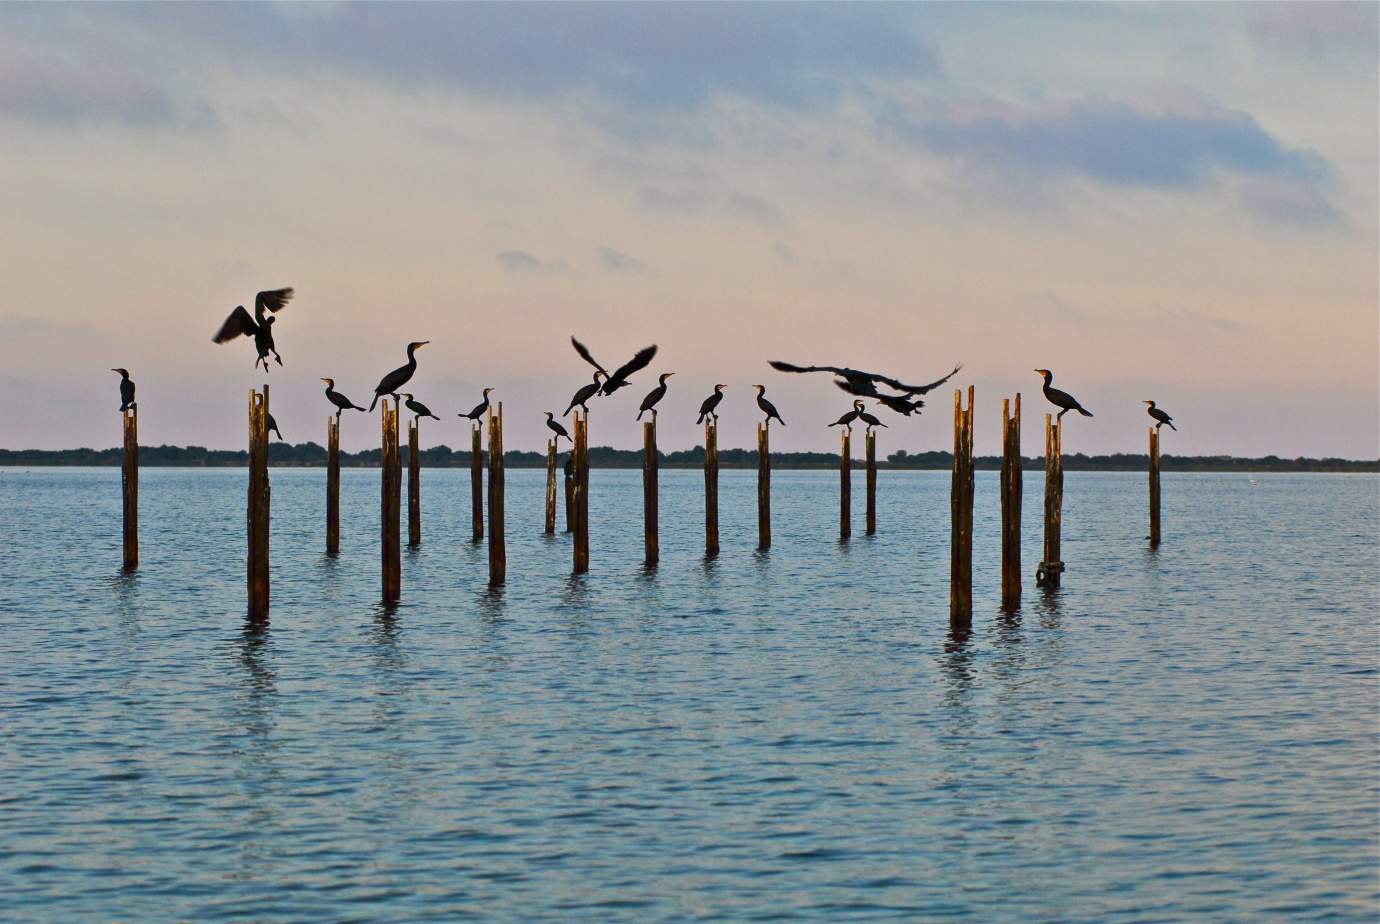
left=211, top=288, right=295, bottom=371
left=571, top=336, right=658, bottom=395
left=459, top=388, right=493, bottom=425
left=754, top=384, right=786, bottom=427
left=320, top=378, right=366, bottom=418
left=697, top=384, right=726, bottom=424
left=266, top=413, right=284, bottom=441
left=1143, top=400, right=1177, bottom=431
left=369, top=342, right=429, bottom=411
left=400, top=394, right=440, bottom=421
left=564, top=371, right=605, bottom=417
left=829, top=400, right=864, bottom=430
left=1034, top=369, right=1093, bottom=420
left=860, top=405, right=890, bottom=432
left=111, top=368, right=136, bottom=411
left=637, top=373, right=674, bottom=420
left=544, top=411, right=570, bottom=443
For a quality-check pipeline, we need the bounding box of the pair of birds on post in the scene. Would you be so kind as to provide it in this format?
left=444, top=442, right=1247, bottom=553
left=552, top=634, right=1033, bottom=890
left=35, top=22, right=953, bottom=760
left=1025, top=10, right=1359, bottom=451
left=695, top=384, right=785, bottom=427
left=829, top=400, right=887, bottom=432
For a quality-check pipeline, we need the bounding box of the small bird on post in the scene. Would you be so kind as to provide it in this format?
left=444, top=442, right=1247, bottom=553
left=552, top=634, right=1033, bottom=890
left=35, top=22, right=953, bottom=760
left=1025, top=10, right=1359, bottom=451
left=1034, top=369, right=1093, bottom=420
left=754, top=385, right=786, bottom=427
left=459, top=387, right=494, bottom=425
left=320, top=378, right=366, bottom=418
left=637, top=373, right=675, bottom=420
left=266, top=412, right=284, bottom=441
left=697, top=384, right=726, bottom=424
left=211, top=288, right=295, bottom=371
left=369, top=341, right=429, bottom=411
left=112, top=368, right=136, bottom=411
left=545, top=411, right=570, bottom=443
left=860, top=404, right=890, bottom=432
left=829, top=400, right=864, bottom=430
left=1143, top=400, right=1177, bottom=431
left=564, top=371, right=605, bottom=417
left=399, top=394, right=440, bottom=421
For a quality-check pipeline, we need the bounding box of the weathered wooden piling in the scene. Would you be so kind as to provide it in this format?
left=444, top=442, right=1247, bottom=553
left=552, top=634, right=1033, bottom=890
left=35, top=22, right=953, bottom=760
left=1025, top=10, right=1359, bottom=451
left=247, top=386, right=270, bottom=620
left=643, top=419, right=659, bottom=565
left=950, top=386, right=975, bottom=625
left=381, top=398, right=401, bottom=604
left=757, top=422, right=771, bottom=551
left=839, top=428, right=851, bottom=540
left=1036, top=414, right=1064, bottom=589
left=469, top=424, right=484, bottom=542
left=572, top=412, right=589, bottom=574
left=407, top=418, right=421, bottom=548
left=704, top=420, right=719, bottom=556
left=121, top=405, right=138, bottom=570
left=865, top=428, right=877, bottom=536
left=563, top=454, right=574, bottom=534
left=326, top=416, right=340, bottom=555
left=1000, top=394, right=1022, bottom=608
left=487, top=403, right=505, bottom=586
left=1148, top=425, right=1161, bottom=547
left=544, top=439, right=557, bottom=536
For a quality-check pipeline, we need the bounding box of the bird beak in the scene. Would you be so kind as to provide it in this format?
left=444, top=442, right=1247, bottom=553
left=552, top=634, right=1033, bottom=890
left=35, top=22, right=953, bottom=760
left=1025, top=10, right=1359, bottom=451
left=667, top=372, right=675, bottom=377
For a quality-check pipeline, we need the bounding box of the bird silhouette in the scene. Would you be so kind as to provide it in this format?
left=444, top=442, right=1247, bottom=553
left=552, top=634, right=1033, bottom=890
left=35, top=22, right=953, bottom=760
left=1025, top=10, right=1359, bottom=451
left=459, top=388, right=493, bottom=424
left=829, top=400, right=864, bottom=430
left=1035, top=369, right=1093, bottom=420
left=212, top=288, right=295, bottom=371
left=697, top=384, right=726, bottom=424
left=754, top=384, right=786, bottom=427
left=369, top=342, right=429, bottom=411
left=320, top=378, right=366, bottom=418
left=544, top=411, right=570, bottom=443
left=111, top=368, right=136, bottom=412
left=637, top=373, right=675, bottom=420
left=1143, top=400, right=1177, bottom=431
left=571, top=336, right=658, bottom=395
left=564, top=371, right=605, bottom=417
left=400, top=393, right=440, bottom=421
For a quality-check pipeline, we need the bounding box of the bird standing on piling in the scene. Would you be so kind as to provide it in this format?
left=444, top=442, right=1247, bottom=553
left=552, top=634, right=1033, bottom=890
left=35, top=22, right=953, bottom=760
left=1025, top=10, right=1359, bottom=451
left=1143, top=400, right=1177, bottom=431
left=545, top=412, right=570, bottom=443
left=211, top=288, right=295, bottom=371
left=1034, top=369, right=1094, bottom=420
left=369, top=341, right=429, bottom=411
left=637, top=373, right=675, bottom=421
left=754, top=385, right=786, bottom=427
left=564, top=371, right=605, bottom=417
left=320, top=378, right=366, bottom=418
left=459, top=388, right=493, bottom=425
left=829, top=401, right=863, bottom=430
left=111, top=368, right=136, bottom=411
left=697, top=384, right=726, bottom=424
left=860, top=405, right=890, bottom=432
left=400, top=394, right=440, bottom=421
left=571, top=337, right=658, bottom=396
left=266, top=413, right=284, bottom=441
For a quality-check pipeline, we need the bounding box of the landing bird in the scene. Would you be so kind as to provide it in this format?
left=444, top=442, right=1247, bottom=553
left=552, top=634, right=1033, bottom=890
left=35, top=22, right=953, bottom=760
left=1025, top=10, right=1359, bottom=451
left=111, top=368, right=136, bottom=411
left=564, top=371, right=605, bottom=417
left=320, top=378, right=366, bottom=418
left=211, top=288, right=295, bottom=371
left=754, top=384, right=786, bottom=427
left=400, top=394, right=440, bottom=421
left=571, top=336, right=658, bottom=395
left=867, top=389, right=926, bottom=417
left=459, top=387, right=493, bottom=424
left=637, top=373, right=675, bottom=421
left=369, top=341, right=429, bottom=411
left=769, top=359, right=962, bottom=398
left=829, top=400, right=864, bottom=430
left=544, top=411, right=570, bottom=443
left=1143, top=400, right=1177, bottom=431
left=860, top=406, right=890, bottom=432
left=1035, top=369, right=1093, bottom=420
left=697, top=384, right=726, bottom=424
left=266, top=412, right=284, bottom=441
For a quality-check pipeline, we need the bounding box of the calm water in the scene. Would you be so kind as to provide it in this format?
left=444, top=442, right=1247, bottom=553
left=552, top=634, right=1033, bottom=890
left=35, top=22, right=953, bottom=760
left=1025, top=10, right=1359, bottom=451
left=1, top=466, right=1376, bottom=921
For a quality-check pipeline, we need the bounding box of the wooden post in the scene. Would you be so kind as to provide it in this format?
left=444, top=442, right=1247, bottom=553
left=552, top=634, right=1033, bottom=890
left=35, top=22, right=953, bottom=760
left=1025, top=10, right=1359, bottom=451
left=544, top=439, right=557, bottom=535
left=572, top=412, right=589, bottom=573
left=326, top=416, right=340, bottom=555
left=1149, top=426, right=1161, bottom=547
left=839, top=428, right=851, bottom=540
left=1000, top=394, right=1022, bottom=609
left=704, top=420, right=719, bottom=556
left=563, top=454, right=574, bottom=534
left=247, top=385, right=270, bottom=621
left=643, top=419, right=659, bottom=565
left=469, top=424, right=483, bottom=542
left=121, top=405, right=138, bottom=570
left=757, top=422, right=771, bottom=551
left=950, top=386, right=974, bottom=626
left=487, top=403, right=505, bottom=586
left=381, top=398, right=400, bottom=604
left=407, top=418, right=421, bottom=548
left=1037, top=414, right=1064, bottom=589
left=865, top=428, right=877, bottom=536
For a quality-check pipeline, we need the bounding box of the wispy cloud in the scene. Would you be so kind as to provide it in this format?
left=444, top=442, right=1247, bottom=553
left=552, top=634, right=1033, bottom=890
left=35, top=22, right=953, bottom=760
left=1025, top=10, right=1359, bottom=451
left=496, top=250, right=567, bottom=274
left=596, top=246, right=644, bottom=273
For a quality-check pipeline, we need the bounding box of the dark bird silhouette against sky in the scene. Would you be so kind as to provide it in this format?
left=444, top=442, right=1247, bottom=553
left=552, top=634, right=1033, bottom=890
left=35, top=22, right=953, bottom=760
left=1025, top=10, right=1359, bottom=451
left=1144, top=400, right=1177, bottom=431
left=320, top=378, right=365, bottom=418
left=459, top=387, right=493, bottom=424
left=369, top=341, right=428, bottom=412
left=1035, top=369, right=1094, bottom=420
left=112, top=368, right=135, bottom=412
left=571, top=336, right=658, bottom=395
left=697, top=384, right=726, bottom=424
left=211, top=288, right=295, bottom=371
left=754, top=384, right=786, bottom=427
left=637, top=372, right=674, bottom=421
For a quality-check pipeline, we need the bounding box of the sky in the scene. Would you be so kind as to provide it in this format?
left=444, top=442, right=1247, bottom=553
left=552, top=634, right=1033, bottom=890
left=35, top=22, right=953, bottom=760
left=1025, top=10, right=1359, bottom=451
left=1, top=2, right=1376, bottom=458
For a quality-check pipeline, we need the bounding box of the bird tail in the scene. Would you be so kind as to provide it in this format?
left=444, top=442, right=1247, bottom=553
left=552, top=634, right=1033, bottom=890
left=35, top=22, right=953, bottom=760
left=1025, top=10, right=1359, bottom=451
left=696, top=412, right=705, bottom=424
left=352, top=403, right=366, bottom=412
left=636, top=409, right=645, bottom=421
left=1078, top=407, right=1094, bottom=417
left=368, top=394, right=380, bottom=412
left=1167, top=421, right=1177, bottom=431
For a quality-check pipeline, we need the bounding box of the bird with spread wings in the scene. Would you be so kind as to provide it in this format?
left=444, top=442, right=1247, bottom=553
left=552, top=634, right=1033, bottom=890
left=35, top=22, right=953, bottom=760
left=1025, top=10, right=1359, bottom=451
left=768, top=359, right=962, bottom=417
left=212, top=288, right=295, bottom=371
left=571, top=336, right=658, bottom=396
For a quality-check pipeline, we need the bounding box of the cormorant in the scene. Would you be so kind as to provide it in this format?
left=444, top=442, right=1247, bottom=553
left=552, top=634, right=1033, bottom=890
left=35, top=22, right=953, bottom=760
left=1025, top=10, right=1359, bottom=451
left=754, top=384, right=786, bottom=427
left=1143, top=400, right=1177, bottom=431
left=1034, top=369, right=1093, bottom=419
left=368, top=341, right=429, bottom=411
left=637, top=373, right=675, bottom=421
left=770, top=359, right=962, bottom=398
left=564, top=371, right=605, bottom=417
left=829, top=400, right=864, bottom=430
left=400, top=393, right=440, bottom=421
left=571, top=337, right=658, bottom=395
left=320, top=378, right=365, bottom=418
left=862, top=387, right=926, bottom=417
left=211, top=288, right=295, bottom=371
left=545, top=411, right=570, bottom=443
left=266, top=412, right=284, bottom=441
left=459, top=387, right=493, bottom=424
left=859, top=406, right=889, bottom=432
left=697, top=384, right=726, bottom=424
left=111, top=368, right=136, bottom=411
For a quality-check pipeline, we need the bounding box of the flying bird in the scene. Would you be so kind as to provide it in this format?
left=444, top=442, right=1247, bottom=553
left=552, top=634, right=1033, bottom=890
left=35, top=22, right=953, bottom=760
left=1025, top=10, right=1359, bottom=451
left=320, top=378, right=366, bottom=418
left=769, top=359, right=962, bottom=397
left=459, top=387, right=494, bottom=424
left=368, top=341, right=429, bottom=411
left=1143, top=400, right=1177, bottom=431
left=866, top=389, right=926, bottom=417
left=564, top=371, right=605, bottom=417
left=211, top=288, right=295, bottom=371
left=400, top=394, right=440, bottom=421
left=111, top=368, right=136, bottom=412
left=544, top=411, right=570, bottom=443
left=571, top=336, right=658, bottom=395
left=697, top=384, right=726, bottom=424
left=754, top=384, right=786, bottom=427
left=829, top=400, right=864, bottom=430
left=1035, top=369, right=1093, bottom=420
left=637, top=373, right=675, bottom=421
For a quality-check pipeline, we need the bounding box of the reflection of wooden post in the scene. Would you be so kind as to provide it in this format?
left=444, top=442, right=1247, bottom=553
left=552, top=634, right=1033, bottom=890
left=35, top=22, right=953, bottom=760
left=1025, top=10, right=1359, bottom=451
left=381, top=398, right=400, bottom=604
left=1149, top=426, right=1161, bottom=547
left=326, top=416, right=340, bottom=555
left=757, top=422, right=771, bottom=551
left=704, top=421, right=719, bottom=556
left=121, top=405, right=138, bottom=570
left=487, top=403, right=505, bottom=586
left=572, top=412, right=589, bottom=573
left=544, top=439, right=557, bottom=535
left=563, top=455, right=574, bottom=534
left=407, top=418, right=421, bottom=548
left=1001, top=394, right=1022, bottom=609
left=247, top=385, right=270, bottom=621
left=469, top=424, right=483, bottom=542
left=950, top=386, right=974, bottom=626
left=643, top=419, right=659, bottom=565
left=839, top=428, right=851, bottom=540
left=1037, top=414, right=1064, bottom=589
left=865, top=428, right=877, bottom=536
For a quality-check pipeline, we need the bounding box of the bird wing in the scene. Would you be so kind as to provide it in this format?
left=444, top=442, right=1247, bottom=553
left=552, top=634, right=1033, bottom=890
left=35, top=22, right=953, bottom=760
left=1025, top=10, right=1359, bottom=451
left=255, top=288, right=295, bottom=322
left=769, top=360, right=851, bottom=376
left=883, top=363, right=963, bottom=395
left=610, top=344, right=657, bottom=383
left=834, top=378, right=880, bottom=398
left=571, top=337, right=608, bottom=374
left=212, top=305, right=258, bottom=343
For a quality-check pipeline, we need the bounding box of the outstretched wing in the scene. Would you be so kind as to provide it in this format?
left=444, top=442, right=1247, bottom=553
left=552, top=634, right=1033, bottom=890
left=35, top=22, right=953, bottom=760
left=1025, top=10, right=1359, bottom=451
left=255, top=288, right=295, bottom=322
left=212, top=305, right=258, bottom=343
left=610, top=344, right=657, bottom=383
left=769, top=360, right=850, bottom=376
left=834, top=378, right=880, bottom=398
left=571, top=336, right=607, bottom=374
left=883, top=362, right=963, bottom=395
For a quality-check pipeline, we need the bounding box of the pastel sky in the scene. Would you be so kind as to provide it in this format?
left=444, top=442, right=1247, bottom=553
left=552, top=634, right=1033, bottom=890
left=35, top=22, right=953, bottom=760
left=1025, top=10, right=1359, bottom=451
left=2, top=2, right=1376, bottom=457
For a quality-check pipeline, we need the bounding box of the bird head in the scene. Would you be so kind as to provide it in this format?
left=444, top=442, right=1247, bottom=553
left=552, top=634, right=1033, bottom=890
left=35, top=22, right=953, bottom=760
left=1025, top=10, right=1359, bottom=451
left=661, top=372, right=675, bottom=382
left=593, top=370, right=605, bottom=381
left=545, top=411, right=554, bottom=418
left=402, top=393, right=413, bottom=400
left=1143, top=400, right=1155, bottom=407
left=408, top=340, right=430, bottom=353
left=754, top=384, right=765, bottom=393
left=716, top=383, right=726, bottom=391
left=320, top=377, right=334, bottom=386
left=483, top=387, right=493, bottom=396
left=1034, top=368, right=1051, bottom=378
left=111, top=368, right=128, bottom=377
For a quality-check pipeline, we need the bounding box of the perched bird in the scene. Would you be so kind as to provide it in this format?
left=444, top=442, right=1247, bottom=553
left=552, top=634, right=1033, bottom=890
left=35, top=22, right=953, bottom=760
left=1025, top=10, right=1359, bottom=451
left=545, top=411, right=570, bottom=443
left=1034, top=369, right=1094, bottom=420
left=860, top=405, right=890, bottom=431
left=320, top=378, right=366, bottom=418
left=754, top=384, right=786, bottom=427
left=266, top=412, right=284, bottom=441
left=1143, top=400, right=1177, bottom=431
left=829, top=400, right=864, bottom=430
left=211, top=288, right=295, bottom=371
left=400, top=393, right=440, bottom=421
left=564, top=371, right=605, bottom=417
left=571, top=336, right=658, bottom=395
left=697, top=384, right=726, bottom=424
left=111, top=368, right=136, bottom=412
left=369, top=341, right=429, bottom=411
left=459, top=387, right=494, bottom=424
left=770, top=359, right=962, bottom=398
left=637, top=373, right=675, bottom=421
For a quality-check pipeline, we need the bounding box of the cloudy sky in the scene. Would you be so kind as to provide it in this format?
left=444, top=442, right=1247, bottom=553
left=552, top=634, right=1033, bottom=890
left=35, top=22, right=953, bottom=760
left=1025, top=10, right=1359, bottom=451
left=2, top=2, right=1376, bottom=457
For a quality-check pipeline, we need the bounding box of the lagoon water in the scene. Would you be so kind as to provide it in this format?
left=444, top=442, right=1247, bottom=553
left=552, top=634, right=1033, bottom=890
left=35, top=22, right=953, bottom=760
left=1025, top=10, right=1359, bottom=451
left=1, top=467, right=1376, bottom=921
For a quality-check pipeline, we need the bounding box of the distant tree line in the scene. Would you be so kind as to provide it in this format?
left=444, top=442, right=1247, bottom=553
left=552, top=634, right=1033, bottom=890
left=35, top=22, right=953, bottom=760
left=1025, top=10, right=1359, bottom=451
left=0, top=444, right=1375, bottom=472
